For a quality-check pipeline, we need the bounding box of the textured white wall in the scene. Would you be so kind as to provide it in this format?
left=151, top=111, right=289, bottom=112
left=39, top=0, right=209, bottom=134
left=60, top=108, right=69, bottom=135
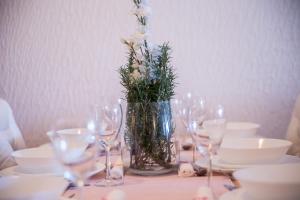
left=0, top=0, right=299, bottom=147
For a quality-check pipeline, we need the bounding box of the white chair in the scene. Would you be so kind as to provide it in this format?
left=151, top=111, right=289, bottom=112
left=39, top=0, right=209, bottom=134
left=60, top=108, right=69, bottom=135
left=0, top=98, right=26, bottom=150
left=0, top=98, right=26, bottom=170
left=286, top=95, right=300, bottom=156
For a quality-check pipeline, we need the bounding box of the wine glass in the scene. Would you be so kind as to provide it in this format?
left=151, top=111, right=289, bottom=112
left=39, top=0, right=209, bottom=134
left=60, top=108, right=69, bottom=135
left=47, top=117, right=98, bottom=199
left=178, top=93, right=207, bottom=134
left=89, top=99, right=123, bottom=187
left=176, top=93, right=207, bottom=161
left=203, top=105, right=226, bottom=152
left=189, top=104, right=226, bottom=187
left=173, top=93, right=195, bottom=153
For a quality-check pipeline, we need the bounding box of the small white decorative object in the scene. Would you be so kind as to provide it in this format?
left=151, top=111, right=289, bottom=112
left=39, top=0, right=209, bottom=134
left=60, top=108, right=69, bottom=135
left=193, top=186, right=215, bottom=200
left=182, top=137, right=193, bottom=148
left=178, top=163, right=195, bottom=177
left=110, top=166, right=123, bottom=179
left=106, top=189, right=126, bottom=200
left=286, top=94, right=300, bottom=156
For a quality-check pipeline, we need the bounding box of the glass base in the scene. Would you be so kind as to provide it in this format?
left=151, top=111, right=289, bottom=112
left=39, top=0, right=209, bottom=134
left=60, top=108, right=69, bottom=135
left=127, top=166, right=175, bottom=176
left=94, top=178, right=123, bottom=187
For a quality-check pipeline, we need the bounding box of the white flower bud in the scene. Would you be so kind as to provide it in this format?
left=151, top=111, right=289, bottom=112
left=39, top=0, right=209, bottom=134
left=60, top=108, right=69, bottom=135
left=134, top=6, right=152, bottom=17
left=131, top=69, right=141, bottom=79
left=135, top=53, right=143, bottom=61
left=133, top=32, right=148, bottom=42
left=139, top=65, right=147, bottom=74
left=151, top=46, right=161, bottom=58
left=120, top=38, right=128, bottom=44
left=140, top=0, right=149, bottom=6
left=121, top=37, right=141, bottom=52
left=132, top=62, right=140, bottom=69
left=138, top=24, right=148, bottom=35
left=147, top=41, right=153, bottom=50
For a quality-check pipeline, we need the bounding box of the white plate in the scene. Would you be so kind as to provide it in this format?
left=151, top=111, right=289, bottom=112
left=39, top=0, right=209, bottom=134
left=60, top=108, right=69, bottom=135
left=128, top=166, right=175, bottom=176
left=0, top=162, right=105, bottom=178
left=60, top=197, right=78, bottom=200
left=219, top=188, right=251, bottom=200
left=195, top=154, right=300, bottom=173
left=195, top=129, right=262, bottom=139
left=225, top=122, right=260, bottom=139
left=0, top=175, right=68, bottom=200
left=214, top=154, right=300, bottom=169
left=86, top=162, right=105, bottom=177
left=219, top=138, right=291, bottom=164
left=196, top=128, right=208, bottom=137
left=0, top=165, right=62, bottom=177
left=11, top=144, right=62, bottom=174
left=195, top=159, right=235, bottom=173
left=233, top=164, right=300, bottom=200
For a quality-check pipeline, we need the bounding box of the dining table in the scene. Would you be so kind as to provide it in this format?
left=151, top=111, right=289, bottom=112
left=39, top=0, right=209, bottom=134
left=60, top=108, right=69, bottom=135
left=62, top=173, right=233, bottom=200
left=2, top=141, right=300, bottom=200
left=62, top=150, right=235, bottom=200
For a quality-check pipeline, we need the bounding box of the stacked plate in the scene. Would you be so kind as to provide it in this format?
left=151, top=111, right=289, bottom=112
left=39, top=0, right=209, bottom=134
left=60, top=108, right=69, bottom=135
left=195, top=138, right=300, bottom=173
left=0, top=143, right=105, bottom=177
left=0, top=175, right=68, bottom=200
left=220, top=164, right=300, bottom=200
left=0, top=144, right=63, bottom=176
left=218, top=138, right=291, bottom=164
left=0, top=143, right=105, bottom=199
left=225, top=122, right=260, bottom=139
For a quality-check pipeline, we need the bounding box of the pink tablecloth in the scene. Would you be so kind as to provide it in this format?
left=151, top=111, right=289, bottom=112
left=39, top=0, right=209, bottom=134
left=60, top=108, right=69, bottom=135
left=63, top=174, right=232, bottom=200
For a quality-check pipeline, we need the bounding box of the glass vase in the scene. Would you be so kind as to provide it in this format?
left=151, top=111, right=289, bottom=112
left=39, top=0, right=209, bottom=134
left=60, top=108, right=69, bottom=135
left=124, top=100, right=176, bottom=175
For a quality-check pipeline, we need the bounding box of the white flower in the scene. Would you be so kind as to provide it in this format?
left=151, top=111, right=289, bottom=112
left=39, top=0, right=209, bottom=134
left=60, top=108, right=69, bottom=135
left=135, top=53, right=143, bottom=61
left=132, top=60, right=146, bottom=75
left=131, top=69, right=142, bottom=79
left=147, top=41, right=153, bottom=49
left=132, top=41, right=142, bottom=51
left=151, top=45, right=161, bottom=58
left=138, top=24, right=148, bottom=34
left=132, top=62, right=140, bottom=69
left=139, top=65, right=147, bottom=74
left=133, top=32, right=149, bottom=44
left=148, top=65, right=157, bottom=80
left=121, top=37, right=142, bottom=51
left=120, top=38, right=128, bottom=44
left=140, top=0, right=149, bottom=6
left=133, top=6, right=152, bottom=17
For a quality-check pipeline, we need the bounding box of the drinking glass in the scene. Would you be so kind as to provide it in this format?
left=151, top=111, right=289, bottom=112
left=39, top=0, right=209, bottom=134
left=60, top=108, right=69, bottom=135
left=89, top=99, right=123, bottom=187
left=203, top=104, right=226, bottom=153
left=177, top=93, right=207, bottom=134
left=175, top=93, right=207, bottom=161
left=47, top=117, right=98, bottom=199
left=190, top=104, right=226, bottom=187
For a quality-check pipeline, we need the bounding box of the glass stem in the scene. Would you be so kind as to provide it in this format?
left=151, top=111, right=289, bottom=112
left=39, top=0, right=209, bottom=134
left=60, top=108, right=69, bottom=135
left=207, top=153, right=212, bottom=187
left=79, top=186, right=83, bottom=200
left=207, top=143, right=213, bottom=187
left=105, top=146, right=111, bottom=180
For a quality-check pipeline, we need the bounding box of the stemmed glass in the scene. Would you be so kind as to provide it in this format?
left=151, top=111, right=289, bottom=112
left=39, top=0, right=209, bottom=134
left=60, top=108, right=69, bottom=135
left=89, top=99, right=123, bottom=187
left=47, top=117, right=98, bottom=200
left=189, top=104, right=226, bottom=187
left=176, top=93, right=207, bottom=134
left=203, top=105, right=226, bottom=153
left=174, top=93, right=207, bottom=161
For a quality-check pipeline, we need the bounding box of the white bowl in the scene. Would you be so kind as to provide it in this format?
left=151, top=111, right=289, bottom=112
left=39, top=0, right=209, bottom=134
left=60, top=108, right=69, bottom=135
left=47, top=129, right=97, bottom=165
left=225, top=122, right=260, bottom=138
left=234, top=164, right=300, bottom=200
left=47, top=128, right=93, bottom=151
left=219, top=138, right=291, bottom=164
left=49, top=128, right=94, bottom=142
left=0, top=175, right=68, bottom=200
left=12, top=147, right=61, bottom=173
